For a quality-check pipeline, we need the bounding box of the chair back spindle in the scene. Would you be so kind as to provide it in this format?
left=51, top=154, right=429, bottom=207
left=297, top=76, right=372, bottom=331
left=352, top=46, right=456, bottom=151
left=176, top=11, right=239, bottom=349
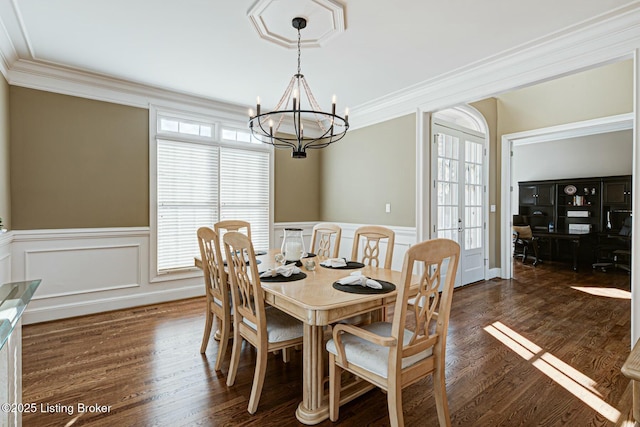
left=310, top=223, right=342, bottom=258
left=351, top=225, right=395, bottom=269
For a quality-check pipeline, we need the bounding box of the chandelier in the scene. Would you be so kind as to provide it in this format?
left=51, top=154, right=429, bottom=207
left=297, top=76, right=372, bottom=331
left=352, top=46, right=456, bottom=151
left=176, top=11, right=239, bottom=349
left=248, top=17, right=349, bottom=159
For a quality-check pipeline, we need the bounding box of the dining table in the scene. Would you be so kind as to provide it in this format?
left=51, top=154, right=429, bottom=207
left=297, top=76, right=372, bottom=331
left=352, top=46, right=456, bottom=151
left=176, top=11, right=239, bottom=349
left=195, top=249, right=410, bottom=425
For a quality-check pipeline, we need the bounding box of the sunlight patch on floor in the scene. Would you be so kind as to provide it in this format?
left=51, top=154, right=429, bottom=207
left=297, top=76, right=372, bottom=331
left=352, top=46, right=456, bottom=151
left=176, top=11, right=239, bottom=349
left=484, top=321, right=621, bottom=423
left=571, top=286, right=631, bottom=300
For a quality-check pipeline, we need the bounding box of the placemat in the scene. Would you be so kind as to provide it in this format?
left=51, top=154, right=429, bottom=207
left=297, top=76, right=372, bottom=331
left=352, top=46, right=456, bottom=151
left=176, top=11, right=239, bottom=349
left=302, top=252, right=317, bottom=258
left=259, top=272, right=307, bottom=282
left=332, top=279, right=395, bottom=294
left=320, top=261, right=365, bottom=270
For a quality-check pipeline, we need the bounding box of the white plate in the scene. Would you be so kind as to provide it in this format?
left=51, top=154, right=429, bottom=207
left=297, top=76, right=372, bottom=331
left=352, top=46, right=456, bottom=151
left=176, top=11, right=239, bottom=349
left=564, top=185, right=577, bottom=195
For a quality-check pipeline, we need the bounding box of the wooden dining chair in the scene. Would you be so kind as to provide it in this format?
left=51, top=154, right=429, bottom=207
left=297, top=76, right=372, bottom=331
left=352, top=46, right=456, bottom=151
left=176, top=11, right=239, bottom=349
left=348, top=225, right=396, bottom=323
left=214, top=219, right=252, bottom=243
left=351, top=225, right=395, bottom=269
left=196, top=227, right=231, bottom=371
left=310, top=222, right=342, bottom=258
left=223, top=231, right=304, bottom=414
left=326, top=238, right=460, bottom=427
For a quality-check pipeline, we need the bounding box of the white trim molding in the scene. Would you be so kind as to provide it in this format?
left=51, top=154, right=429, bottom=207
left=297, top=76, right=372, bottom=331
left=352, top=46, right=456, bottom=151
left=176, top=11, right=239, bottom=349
left=275, top=221, right=417, bottom=272
left=632, top=48, right=640, bottom=345
left=351, top=3, right=640, bottom=129
left=0, top=230, right=12, bottom=284
left=10, top=228, right=204, bottom=324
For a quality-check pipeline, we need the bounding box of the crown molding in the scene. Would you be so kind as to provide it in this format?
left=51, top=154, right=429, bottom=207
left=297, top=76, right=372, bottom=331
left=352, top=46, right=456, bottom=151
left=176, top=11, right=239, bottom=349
left=6, top=58, right=250, bottom=120
left=349, top=3, right=640, bottom=130
left=509, top=113, right=634, bottom=146
left=0, top=3, right=637, bottom=128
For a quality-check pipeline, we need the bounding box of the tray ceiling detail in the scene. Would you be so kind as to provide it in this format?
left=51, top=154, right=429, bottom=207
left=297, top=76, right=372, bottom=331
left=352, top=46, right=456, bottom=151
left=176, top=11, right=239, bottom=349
left=247, top=0, right=345, bottom=48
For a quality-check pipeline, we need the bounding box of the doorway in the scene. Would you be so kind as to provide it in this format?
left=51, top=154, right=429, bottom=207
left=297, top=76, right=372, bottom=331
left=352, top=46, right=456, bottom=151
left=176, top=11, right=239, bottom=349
left=500, top=113, right=634, bottom=279
left=431, top=110, right=487, bottom=287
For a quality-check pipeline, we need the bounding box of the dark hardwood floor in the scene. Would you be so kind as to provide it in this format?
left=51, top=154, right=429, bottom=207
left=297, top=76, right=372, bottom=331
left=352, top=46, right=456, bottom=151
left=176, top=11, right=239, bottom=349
left=22, top=261, right=634, bottom=426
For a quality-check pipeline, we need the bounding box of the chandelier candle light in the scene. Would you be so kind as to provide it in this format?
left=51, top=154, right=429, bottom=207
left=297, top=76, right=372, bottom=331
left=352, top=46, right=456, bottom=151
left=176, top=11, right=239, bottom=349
left=248, top=17, right=349, bottom=158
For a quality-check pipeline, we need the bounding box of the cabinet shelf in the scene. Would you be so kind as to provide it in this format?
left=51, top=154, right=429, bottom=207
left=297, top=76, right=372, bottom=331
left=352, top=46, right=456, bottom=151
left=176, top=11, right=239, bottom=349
left=519, top=175, right=631, bottom=235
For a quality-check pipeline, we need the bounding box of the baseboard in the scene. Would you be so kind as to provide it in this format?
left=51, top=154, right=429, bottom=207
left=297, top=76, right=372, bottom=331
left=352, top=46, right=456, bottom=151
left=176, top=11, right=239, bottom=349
left=22, top=284, right=204, bottom=324
left=487, top=268, right=501, bottom=280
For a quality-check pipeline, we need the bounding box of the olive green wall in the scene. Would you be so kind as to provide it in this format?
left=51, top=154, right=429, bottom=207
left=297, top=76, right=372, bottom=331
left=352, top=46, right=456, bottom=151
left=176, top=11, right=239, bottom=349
left=497, top=59, right=633, bottom=135
left=10, top=87, right=149, bottom=229
left=320, top=114, right=416, bottom=226
left=274, top=147, right=321, bottom=222
left=0, top=77, right=9, bottom=230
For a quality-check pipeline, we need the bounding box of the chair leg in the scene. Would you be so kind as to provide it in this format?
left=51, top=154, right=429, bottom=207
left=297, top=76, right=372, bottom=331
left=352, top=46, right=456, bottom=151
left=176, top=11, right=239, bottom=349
left=282, top=347, right=290, bottom=363
left=329, top=354, right=341, bottom=422
left=200, top=308, right=214, bottom=354
left=433, top=363, right=451, bottom=427
left=386, top=379, right=403, bottom=427
left=214, top=315, right=230, bottom=371
left=247, top=346, right=269, bottom=414
left=226, top=325, right=242, bottom=387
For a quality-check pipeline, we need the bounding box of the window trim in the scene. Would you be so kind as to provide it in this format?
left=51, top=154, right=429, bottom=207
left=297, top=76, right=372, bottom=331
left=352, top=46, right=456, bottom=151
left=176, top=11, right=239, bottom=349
left=149, top=105, right=274, bottom=283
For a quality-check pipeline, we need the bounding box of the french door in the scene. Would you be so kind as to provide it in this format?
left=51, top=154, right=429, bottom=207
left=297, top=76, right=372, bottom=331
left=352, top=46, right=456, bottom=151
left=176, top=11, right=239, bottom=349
left=432, top=121, right=486, bottom=287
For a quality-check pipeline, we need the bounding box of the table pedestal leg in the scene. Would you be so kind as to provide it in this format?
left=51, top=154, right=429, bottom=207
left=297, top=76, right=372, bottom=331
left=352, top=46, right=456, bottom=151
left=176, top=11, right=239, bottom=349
left=296, top=323, right=329, bottom=425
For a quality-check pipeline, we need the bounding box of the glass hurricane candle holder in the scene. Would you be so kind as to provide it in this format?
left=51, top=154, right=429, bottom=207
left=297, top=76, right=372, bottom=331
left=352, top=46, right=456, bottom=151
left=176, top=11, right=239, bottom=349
left=282, top=228, right=305, bottom=261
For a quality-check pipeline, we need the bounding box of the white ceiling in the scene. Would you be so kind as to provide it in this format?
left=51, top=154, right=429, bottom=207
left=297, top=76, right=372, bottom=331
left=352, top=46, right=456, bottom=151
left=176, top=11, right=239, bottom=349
left=0, top=0, right=637, bottom=113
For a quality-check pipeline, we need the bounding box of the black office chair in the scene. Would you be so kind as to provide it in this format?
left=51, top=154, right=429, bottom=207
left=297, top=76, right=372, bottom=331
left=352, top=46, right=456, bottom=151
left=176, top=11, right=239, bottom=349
left=593, top=215, right=632, bottom=272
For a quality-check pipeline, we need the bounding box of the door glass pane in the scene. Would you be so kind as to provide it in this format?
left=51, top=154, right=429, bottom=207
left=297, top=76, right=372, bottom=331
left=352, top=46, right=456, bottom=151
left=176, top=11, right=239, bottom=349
left=464, top=139, right=483, bottom=250
left=436, top=133, right=460, bottom=243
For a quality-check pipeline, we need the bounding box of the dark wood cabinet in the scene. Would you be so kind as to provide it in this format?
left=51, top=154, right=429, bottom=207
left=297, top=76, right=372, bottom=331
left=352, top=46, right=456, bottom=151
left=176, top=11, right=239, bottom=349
left=519, top=185, right=537, bottom=206
left=517, top=181, right=555, bottom=231
left=518, top=175, right=631, bottom=270
left=537, top=184, right=555, bottom=206
left=603, top=178, right=632, bottom=206
left=518, top=175, right=631, bottom=235
left=556, top=179, right=601, bottom=233
left=602, top=176, right=632, bottom=232
left=519, top=183, right=554, bottom=206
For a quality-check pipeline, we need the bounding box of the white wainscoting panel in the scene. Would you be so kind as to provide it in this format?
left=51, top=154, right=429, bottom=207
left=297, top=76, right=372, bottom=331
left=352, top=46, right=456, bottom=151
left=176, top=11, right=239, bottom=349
left=0, top=231, right=11, bottom=285
left=25, top=244, right=140, bottom=299
left=11, top=228, right=204, bottom=324
left=274, top=222, right=417, bottom=272
left=11, top=224, right=417, bottom=324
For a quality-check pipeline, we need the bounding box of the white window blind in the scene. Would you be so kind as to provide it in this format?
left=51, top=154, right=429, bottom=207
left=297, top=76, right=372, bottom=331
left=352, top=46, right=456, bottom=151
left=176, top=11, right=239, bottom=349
left=154, top=117, right=272, bottom=274
left=157, top=139, right=219, bottom=272
left=220, top=147, right=270, bottom=251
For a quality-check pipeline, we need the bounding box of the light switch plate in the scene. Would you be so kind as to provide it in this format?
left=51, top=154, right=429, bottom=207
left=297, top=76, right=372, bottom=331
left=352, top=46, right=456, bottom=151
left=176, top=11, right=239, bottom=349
left=385, top=203, right=391, bottom=213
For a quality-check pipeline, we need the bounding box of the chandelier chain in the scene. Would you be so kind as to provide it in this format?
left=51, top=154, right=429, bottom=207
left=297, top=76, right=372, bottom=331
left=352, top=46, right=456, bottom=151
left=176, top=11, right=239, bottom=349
left=297, top=28, right=301, bottom=76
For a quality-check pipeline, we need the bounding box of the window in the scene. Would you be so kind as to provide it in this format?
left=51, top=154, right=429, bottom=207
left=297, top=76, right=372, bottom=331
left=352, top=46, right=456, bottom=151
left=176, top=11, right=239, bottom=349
left=159, top=116, right=213, bottom=137
left=151, top=108, right=272, bottom=278
left=221, top=128, right=261, bottom=144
